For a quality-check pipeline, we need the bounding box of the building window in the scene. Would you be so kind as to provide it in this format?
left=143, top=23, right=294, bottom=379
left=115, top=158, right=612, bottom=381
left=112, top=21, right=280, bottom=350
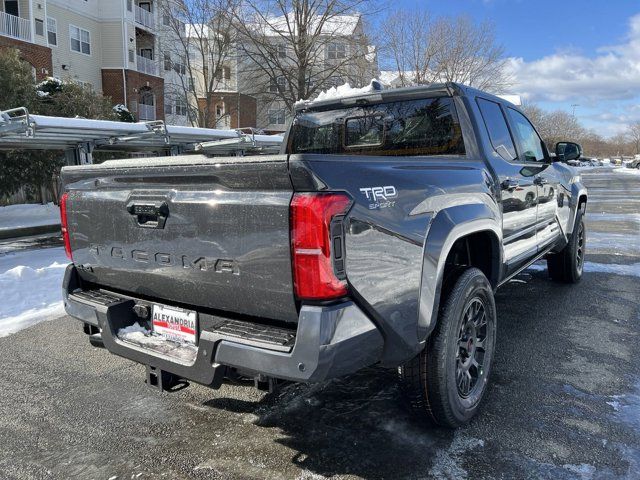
left=164, top=102, right=173, bottom=115
left=216, top=103, right=224, bottom=117
left=139, top=48, right=153, bottom=60
left=164, top=53, right=171, bottom=71
left=4, top=1, right=19, bottom=17
left=173, top=58, right=186, bottom=75
left=162, top=14, right=170, bottom=26
left=187, top=77, right=194, bottom=91
left=47, top=17, right=57, bottom=46
left=175, top=99, right=188, bottom=116
left=70, top=25, right=91, bottom=55
left=76, top=81, right=93, bottom=91
left=327, top=43, right=346, bottom=60
left=277, top=44, right=287, bottom=59
left=127, top=0, right=132, bottom=11
left=268, top=109, right=286, bottom=125
left=35, top=19, right=44, bottom=36
left=223, top=66, right=231, bottom=80
left=269, top=76, right=285, bottom=93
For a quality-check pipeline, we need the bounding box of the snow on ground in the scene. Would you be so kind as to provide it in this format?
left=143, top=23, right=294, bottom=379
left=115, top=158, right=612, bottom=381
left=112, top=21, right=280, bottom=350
left=0, top=203, right=60, bottom=232
left=613, top=167, right=640, bottom=175
left=526, top=261, right=640, bottom=277
left=0, top=247, right=69, bottom=337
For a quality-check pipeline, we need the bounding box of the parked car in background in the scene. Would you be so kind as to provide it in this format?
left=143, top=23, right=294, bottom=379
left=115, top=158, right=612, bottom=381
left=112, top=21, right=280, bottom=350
left=629, top=157, right=640, bottom=169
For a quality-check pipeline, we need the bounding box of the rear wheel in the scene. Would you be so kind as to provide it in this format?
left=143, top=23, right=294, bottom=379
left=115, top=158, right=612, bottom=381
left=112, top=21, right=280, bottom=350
left=399, top=268, right=496, bottom=428
left=547, top=208, right=585, bottom=283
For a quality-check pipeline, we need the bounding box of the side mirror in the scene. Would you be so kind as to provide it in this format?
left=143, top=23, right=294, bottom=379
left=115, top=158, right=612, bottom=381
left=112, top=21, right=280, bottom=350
left=555, top=142, right=582, bottom=162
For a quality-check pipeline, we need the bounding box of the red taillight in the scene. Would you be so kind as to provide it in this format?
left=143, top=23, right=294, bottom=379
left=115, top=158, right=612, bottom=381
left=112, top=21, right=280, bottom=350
left=60, top=193, right=73, bottom=261
left=291, top=192, right=351, bottom=300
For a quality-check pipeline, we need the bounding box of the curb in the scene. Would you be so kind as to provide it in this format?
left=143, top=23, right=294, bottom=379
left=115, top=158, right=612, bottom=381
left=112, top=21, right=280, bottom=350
left=0, top=224, right=61, bottom=240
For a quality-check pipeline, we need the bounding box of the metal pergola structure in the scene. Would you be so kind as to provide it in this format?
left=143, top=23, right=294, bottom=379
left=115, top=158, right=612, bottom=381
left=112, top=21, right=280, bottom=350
left=0, top=107, right=283, bottom=164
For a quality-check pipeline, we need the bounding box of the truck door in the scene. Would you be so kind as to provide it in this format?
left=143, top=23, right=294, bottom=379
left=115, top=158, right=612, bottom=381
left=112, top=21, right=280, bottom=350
left=476, top=98, right=539, bottom=275
left=505, top=107, right=562, bottom=252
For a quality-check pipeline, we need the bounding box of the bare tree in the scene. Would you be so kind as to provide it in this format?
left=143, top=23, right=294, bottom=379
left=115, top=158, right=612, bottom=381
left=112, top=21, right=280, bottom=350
left=520, top=102, right=635, bottom=157
left=231, top=0, right=380, bottom=111
left=379, top=10, right=438, bottom=87
left=628, top=122, right=640, bottom=154
left=380, top=10, right=512, bottom=93
left=159, top=0, right=240, bottom=128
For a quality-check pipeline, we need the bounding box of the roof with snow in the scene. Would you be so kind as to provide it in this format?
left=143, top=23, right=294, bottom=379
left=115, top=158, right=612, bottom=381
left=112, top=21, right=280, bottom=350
left=186, top=23, right=210, bottom=38
left=294, top=82, right=524, bottom=111
left=252, top=14, right=361, bottom=37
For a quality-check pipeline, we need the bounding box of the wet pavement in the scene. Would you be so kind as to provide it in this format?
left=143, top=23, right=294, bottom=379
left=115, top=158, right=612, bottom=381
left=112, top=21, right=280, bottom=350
left=0, top=167, right=638, bottom=479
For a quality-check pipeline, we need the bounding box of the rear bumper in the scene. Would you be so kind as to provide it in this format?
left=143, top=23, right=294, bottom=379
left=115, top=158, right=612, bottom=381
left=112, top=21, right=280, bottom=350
left=63, top=265, right=383, bottom=386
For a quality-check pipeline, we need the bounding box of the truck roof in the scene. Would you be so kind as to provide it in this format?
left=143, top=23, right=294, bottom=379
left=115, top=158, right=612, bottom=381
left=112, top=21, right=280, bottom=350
left=293, top=82, right=520, bottom=112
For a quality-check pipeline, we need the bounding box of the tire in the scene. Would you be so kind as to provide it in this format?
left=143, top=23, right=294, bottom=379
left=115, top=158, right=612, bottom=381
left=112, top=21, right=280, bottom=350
left=547, top=208, right=585, bottom=283
left=399, top=268, right=497, bottom=428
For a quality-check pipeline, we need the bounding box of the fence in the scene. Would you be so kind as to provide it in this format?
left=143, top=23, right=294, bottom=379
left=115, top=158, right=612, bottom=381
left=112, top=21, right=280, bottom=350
left=0, top=177, right=59, bottom=207
left=0, top=11, right=32, bottom=42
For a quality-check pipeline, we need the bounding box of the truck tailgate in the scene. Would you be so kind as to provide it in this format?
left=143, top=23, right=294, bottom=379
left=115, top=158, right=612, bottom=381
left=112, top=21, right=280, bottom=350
left=61, top=154, right=298, bottom=323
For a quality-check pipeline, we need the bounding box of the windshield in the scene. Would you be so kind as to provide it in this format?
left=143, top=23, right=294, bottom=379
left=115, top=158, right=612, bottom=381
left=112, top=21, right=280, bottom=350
left=288, top=97, right=465, bottom=156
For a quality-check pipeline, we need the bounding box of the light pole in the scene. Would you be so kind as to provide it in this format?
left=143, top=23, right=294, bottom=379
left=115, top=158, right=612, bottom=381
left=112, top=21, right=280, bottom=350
left=571, top=104, right=579, bottom=117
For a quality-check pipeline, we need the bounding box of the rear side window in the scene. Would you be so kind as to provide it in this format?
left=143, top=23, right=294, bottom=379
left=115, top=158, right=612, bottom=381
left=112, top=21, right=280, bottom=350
left=477, top=98, right=516, bottom=161
left=289, top=97, right=465, bottom=156
left=345, top=115, right=384, bottom=147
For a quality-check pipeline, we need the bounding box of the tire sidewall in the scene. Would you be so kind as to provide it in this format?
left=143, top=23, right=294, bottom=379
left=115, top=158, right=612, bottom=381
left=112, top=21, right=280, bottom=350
left=568, top=209, right=586, bottom=281
left=442, top=272, right=497, bottom=424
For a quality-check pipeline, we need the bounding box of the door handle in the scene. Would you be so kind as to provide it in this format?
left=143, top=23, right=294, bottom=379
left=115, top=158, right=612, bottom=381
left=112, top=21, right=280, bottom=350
left=501, top=179, right=520, bottom=190
left=534, top=177, right=549, bottom=186
left=126, top=201, right=169, bottom=229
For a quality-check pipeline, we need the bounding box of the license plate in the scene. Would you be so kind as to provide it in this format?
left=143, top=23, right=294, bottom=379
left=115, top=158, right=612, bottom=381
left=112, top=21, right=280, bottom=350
left=151, top=304, right=197, bottom=345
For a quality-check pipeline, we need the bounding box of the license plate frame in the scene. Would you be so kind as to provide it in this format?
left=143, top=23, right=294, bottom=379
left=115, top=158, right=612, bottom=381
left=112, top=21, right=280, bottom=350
left=151, top=304, right=198, bottom=345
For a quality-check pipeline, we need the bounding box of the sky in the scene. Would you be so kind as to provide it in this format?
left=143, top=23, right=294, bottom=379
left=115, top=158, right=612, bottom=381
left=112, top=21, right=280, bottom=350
left=383, top=0, right=640, bottom=138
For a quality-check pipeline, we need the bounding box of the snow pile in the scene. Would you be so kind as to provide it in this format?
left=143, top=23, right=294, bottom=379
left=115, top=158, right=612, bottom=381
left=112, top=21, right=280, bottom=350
left=113, top=103, right=136, bottom=122
left=117, top=323, right=167, bottom=348
left=0, top=203, right=60, bottom=233
left=296, top=79, right=382, bottom=107
left=118, top=322, right=198, bottom=361
left=113, top=104, right=128, bottom=113
left=36, top=76, right=64, bottom=97
left=0, top=247, right=69, bottom=337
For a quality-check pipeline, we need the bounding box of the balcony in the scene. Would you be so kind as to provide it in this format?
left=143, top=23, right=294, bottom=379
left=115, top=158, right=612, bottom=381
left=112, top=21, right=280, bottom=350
left=134, top=5, right=155, bottom=30
left=0, top=11, right=31, bottom=42
left=136, top=54, right=158, bottom=76
left=138, top=104, right=156, bottom=121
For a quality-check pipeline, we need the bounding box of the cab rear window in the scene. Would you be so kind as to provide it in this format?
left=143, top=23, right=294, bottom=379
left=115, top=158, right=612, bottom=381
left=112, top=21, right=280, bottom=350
left=289, top=97, right=465, bottom=156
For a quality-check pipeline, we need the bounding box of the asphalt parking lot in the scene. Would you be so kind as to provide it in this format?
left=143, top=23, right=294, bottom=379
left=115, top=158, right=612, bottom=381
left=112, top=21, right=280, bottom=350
left=0, top=167, right=638, bottom=479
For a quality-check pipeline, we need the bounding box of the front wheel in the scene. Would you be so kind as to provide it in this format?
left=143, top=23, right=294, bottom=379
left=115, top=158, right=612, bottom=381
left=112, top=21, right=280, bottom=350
left=399, top=268, right=497, bottom=428
left=547, top=208, right=585, bottom=283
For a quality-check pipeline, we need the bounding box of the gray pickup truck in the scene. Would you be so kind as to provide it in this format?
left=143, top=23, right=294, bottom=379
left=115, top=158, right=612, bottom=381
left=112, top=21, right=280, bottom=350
left=60, top=83, right=587, bottom=427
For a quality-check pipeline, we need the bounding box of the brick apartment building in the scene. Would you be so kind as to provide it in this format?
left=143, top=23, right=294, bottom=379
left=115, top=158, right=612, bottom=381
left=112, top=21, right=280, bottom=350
left=0, top=0, right=190, bottom=124
left=0, top=1, right=379, bottom=131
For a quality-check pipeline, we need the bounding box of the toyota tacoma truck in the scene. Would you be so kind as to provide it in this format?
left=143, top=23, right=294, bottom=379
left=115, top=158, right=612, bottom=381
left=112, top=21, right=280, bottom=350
left=60, top=83, right=587, bottom=427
